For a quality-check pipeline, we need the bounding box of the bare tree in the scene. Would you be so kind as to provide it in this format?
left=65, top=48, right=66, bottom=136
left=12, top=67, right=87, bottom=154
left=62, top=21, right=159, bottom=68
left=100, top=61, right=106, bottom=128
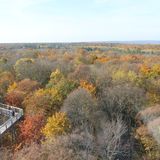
left=62, top=88, right=97, bottom=131
left=62, top=88, right=99, bottom=159
left=97, top=117, right=127, bottom=160
left=98, top=84, right=146, bottom=121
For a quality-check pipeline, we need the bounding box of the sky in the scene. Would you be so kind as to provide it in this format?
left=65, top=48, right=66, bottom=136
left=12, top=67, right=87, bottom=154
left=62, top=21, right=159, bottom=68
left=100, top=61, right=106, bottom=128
left=0, top=0, right=160, bottom=42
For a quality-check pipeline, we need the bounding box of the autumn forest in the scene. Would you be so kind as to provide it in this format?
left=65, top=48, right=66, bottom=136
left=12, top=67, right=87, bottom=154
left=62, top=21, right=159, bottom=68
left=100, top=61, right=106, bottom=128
left=0, top=43, right=160, bottom=160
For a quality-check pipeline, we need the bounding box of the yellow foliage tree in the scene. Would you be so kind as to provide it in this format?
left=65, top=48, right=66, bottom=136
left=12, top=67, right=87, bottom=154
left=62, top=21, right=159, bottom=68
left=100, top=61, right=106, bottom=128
left=147, top=92, right=160, bottom=105
left=50, top=69, right=64, bottom=82
left=0, top=71, right=14, bottom=96
left=42, top=112, right=71, bottom=138
left=151, top=64, right=160, bottom=77
left=112, top=70, right=138, bottom=84
left=112, top=70, right=126, bottom=81
left=7, top=82, right=17, bottom=93
left=47, top=69, right=68, bottom=89
left=127, top=71, right=138, bottom=82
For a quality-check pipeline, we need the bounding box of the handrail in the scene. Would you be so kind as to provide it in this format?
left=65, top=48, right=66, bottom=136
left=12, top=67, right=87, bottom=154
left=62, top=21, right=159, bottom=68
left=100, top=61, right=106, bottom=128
left=0, top=103, right=23, bottom=135
left=0, top=103, right=23, bottom=113
left=0, top=108, right=12, bottom=116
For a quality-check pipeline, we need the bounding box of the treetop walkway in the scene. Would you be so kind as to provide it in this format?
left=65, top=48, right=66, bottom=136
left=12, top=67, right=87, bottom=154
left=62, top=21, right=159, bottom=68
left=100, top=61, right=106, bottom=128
left=0, top=103, right=23, bottom=135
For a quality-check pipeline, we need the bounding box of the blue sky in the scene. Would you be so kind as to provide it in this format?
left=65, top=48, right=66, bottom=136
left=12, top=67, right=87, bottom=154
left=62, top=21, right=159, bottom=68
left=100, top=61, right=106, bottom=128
left=0, top=0, right=160, bottom=42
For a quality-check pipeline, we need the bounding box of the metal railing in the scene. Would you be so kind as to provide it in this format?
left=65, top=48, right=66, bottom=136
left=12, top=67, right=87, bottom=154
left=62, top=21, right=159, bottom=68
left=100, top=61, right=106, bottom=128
left=0, top=103, right=23, bottom=135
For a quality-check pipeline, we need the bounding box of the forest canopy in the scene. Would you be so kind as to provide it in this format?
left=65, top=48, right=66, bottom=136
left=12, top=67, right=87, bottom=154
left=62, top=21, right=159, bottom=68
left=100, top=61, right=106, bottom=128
left=0, top=43, right=160, bottom=160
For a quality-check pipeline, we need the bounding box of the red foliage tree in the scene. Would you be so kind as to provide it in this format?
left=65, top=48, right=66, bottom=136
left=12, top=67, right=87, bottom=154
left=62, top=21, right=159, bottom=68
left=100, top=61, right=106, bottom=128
left=5, top=91, right=25, bottom=107
left=19, top=114, right=45, bottom=144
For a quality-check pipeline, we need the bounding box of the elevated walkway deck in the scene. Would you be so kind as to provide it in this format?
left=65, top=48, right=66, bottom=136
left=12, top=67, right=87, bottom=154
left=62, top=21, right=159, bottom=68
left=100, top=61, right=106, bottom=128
left=0, top=103, right=23, bottom=135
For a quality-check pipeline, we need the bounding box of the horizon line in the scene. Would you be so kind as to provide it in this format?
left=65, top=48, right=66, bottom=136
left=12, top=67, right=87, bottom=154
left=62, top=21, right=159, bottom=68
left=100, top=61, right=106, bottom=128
left=0, top=40, right=160, bottom=44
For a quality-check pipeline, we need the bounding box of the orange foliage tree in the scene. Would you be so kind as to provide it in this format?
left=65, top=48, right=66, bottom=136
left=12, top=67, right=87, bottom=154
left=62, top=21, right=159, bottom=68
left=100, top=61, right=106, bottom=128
left=80, top=80, right=96, bottom=95
left=5, top=91, right=25, bottom=107
left=5, top=79, right=40, bottom=107
left=7, top=79, right=40, bottom=94
left=95, top=57, right=110, bottom=63
left=120, top=55, right=143, bottom=62
left=140, top=64, right=160, bottom=78
left=19, top=114, right=45, bottom=144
